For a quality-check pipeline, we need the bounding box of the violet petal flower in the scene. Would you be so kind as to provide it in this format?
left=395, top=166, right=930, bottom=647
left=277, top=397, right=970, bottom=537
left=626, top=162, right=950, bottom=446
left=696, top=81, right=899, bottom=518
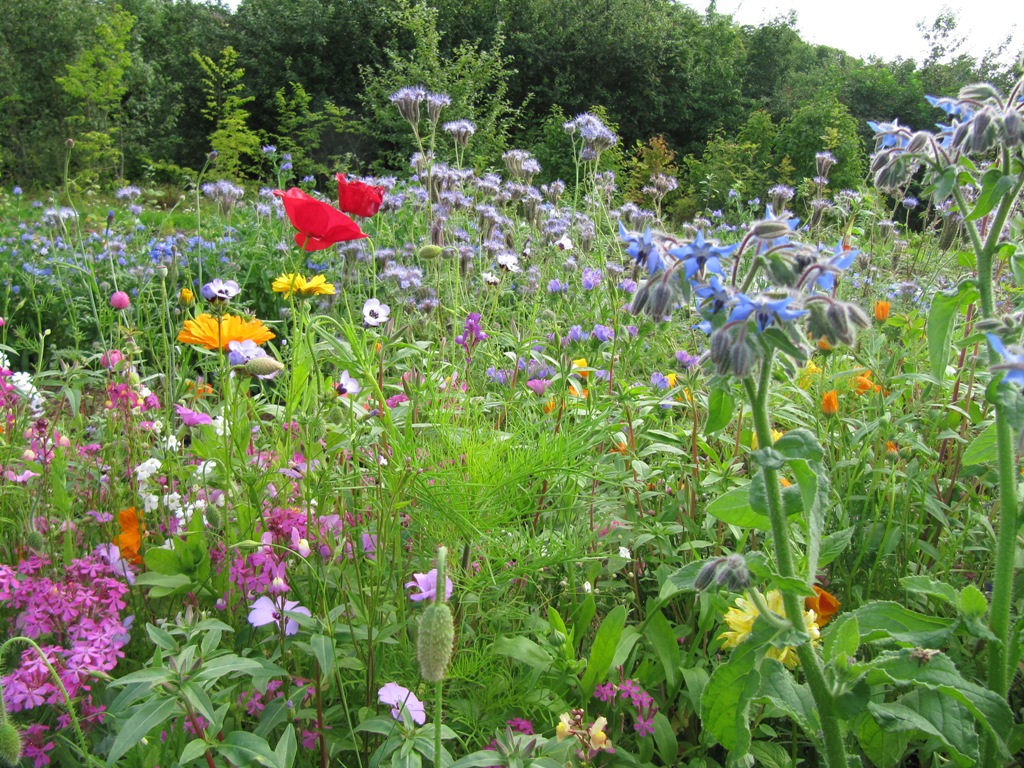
left=378, top=682, right=426, bottom=725
left=405, top=568, right=453, bottom=602
left=248, top=596, right=310, bottom=636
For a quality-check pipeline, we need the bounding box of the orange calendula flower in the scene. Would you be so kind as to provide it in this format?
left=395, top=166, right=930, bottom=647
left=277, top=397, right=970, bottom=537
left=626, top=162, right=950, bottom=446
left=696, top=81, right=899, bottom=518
left=544, top=398, right=557, bottom=414
left=779, top=477, right=793, bottom=488
left=272, top=272, right=336, bottom=298
left=822, top=390, right=839, bottom=415
left=874, top=300, right=891, bottom=322
left=805, top=585, right=840, bottom=626
left=115, top=506, right=144, bottom=565
left=886, top=441, right=899, bottom=456
left=568, top=382, right=589, bottom=398
left=571, top=358, right=589, bottom=378
left=177, top=314, right=276, bottom=350
left=817, top=337, right=832, bottom=352
left=180, top=287, right=195, bottom=304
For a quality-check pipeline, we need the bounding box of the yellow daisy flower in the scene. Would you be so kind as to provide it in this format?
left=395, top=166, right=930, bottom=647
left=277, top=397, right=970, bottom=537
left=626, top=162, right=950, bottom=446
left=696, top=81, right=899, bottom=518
left=719, top=589, right=821, bottom=668
left=271, top=272, right=336, bottom=298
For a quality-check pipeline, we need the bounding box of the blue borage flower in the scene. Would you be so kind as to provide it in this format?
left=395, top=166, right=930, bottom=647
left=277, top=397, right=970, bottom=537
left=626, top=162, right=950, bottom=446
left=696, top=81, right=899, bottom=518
left=694, top=275, right=734, bottom=316
left=729, top=294, right=807, bottom=333
left=986, top=334, right=1024, bottom=388
left=868, top=118, right=911, bottom=150
left=810, top=242, right=859, bottom=291
left=926, top=94, right=975, bottom=121
left=668, top=231, right=737, bottom=281
left=618, top=222, right=664, bottom=275
left=756, top=204, right=800, bottom=251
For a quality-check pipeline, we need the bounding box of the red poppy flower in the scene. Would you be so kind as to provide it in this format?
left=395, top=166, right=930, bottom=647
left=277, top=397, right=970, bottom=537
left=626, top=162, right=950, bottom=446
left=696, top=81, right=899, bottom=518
left=336, top=173, right=385, bottom=218
left=274, top=188, right=367, bottom=251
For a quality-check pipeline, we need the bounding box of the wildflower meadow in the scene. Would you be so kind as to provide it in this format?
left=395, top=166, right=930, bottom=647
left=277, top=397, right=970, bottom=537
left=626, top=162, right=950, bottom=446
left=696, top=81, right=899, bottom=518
left=3, top=12, right=1024, bottom=768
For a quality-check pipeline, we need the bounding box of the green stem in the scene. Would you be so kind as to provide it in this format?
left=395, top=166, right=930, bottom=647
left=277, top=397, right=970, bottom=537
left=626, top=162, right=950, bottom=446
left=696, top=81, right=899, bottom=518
left=743, top=360, right=848, bottom=768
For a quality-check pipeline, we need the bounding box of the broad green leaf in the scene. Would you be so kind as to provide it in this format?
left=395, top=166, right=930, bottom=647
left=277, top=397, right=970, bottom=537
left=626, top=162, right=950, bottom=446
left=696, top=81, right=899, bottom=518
left=961, top=422, right=998, bottom=466
left=831, top=601, right=955, bottom=647
left=180, top=739, right=211, bottom=765
left=274, top=725, right=297, bottom=768
left=657, top=561, right=704, bottom=602
left=927, top=283, right=978, bottom=383
left=790, top=458, right=825, bottom=580
left=652, top=712, right=678, bottom=763
left=144, top=546, right=183, bottom=575
left=823, top=615, right=859, bottom=666
left=216, top=731, right=282, bottom=767
left=861, top=649, right=1013, bottom=756
left=773, top=429, right=824, bottom=461
left=855, top=711, right=910, bottom=768
left=706, top=387, right=735, bottom=433
left=956, top=584, right=988, bottom=620
left=749, top=740, right=794, bottom=768
left=900, top=576, right=957, bottom=605
left=309, top=634, right=336, bottom=677
left=964, top=167, right=1016, bottom=221
left=756, top=658, right=818, bottom=739
left=581, top=605, right=626, bottom=697
left=819, top=527, right=855, bottom=566
left=107, top=697, right=178, bottom=766
left=492, top=636, right=554, bottom=672
left=707, top=483, right=771, bottom=530
left=868, top=689, right=978, bottom=766
left=700, top=636, right=763, bottom=753
left=135, top=571, right=192, bottom=598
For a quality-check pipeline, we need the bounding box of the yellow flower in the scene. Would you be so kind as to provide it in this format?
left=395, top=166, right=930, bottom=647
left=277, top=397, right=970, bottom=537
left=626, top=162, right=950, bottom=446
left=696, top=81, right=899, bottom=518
left=719, top=590, right=821, bottom=668
left=180, top=287, right=195, bottom=304
left=589, top=716, right=612, bottom=751
left=555, top=713, right=573, bottom=740
left=272, top=272, right=336, bottom=298
left=177, top=313, right=276, bottom=350
left=571, top=358, right=589, bottom=378
left=797, top=360, right=822, bottom=390
left=751, top=428, right=785, bottom=449
left=665, top=372, right=677, bottom=387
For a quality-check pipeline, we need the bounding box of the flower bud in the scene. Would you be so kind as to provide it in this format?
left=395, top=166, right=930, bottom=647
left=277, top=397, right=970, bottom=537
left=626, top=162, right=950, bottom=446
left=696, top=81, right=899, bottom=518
left=906, top=131, right=931, bottom=154
left=694, top=558, right=721, bottom=591
left=25, top=530, right=44, bottom=551
left=959, top=83, right=1000, bottom=102
left=417, top=244, right=443, bottom=260
left=629, top=281, right=650, bottom=315
left=648, top=281, right=675, bottom=321
left=417, top=601, right=455, bottom=682
left=826, top=303, right=853, bottom=345
left=1002, top=109, right=1021, bottom=146
left=244, top=357, right=285, bottom=378
left=709, top=328, right=732, bottom=370
left=846, top=302, right=871, bottom=329
left=206, top=505, right=222, bottom=530
left=750, top=219, right=792, bottom=241
left=730, top=339, right=754, bottom=379
left=0, top=720, right=23, bottom=768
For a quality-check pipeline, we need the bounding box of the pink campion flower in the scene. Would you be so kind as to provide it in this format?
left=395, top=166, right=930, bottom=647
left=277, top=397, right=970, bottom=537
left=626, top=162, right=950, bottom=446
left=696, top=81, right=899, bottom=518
left=525, top=378, right=552, bottom=396
left=175, top=404, right=212, bottom=426
left=405, top=568, right=453, bottom=602
left=110, top=291, right=131, bottom=310
left=378, top=682, right=426, bottom=725
left=247, top=595, right=310, bottom=636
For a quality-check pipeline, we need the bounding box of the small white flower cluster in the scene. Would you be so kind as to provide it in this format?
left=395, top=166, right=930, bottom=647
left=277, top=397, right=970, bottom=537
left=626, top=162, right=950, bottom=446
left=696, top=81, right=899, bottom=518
left=9, top=370, right=45, bottom=416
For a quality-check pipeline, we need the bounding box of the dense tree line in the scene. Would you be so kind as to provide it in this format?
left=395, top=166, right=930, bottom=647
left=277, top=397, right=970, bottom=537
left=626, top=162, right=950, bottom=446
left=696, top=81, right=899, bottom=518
left=1, top=0, right=1019, bottom=208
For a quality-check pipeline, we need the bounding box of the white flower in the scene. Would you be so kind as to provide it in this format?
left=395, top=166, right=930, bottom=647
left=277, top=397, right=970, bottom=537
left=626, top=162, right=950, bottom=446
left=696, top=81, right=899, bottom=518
left=135, top=458, right=162, bottom=484
left=142, top=493, right=159, bottom=513
left=583, top=581, right=593, bottom=594
left=555, top=235, right=574, bottom=251
left=496, top=252, right=520, bottom=272
left=164, top=434, right=180, bottom=450
left=619, top=546, right=631, bottom=560
left=362, top=297, right=390, bottom=327
left=163, top=492, right=182, bottom=512
left=482, top=271, right=500, bottom=286
left=212, top=416, right=228, bottom=437
left=10, top=371, right=39, bottom=399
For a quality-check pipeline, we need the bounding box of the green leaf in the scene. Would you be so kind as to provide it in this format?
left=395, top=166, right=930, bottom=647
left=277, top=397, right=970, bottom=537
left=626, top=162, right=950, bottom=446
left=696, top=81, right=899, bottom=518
left=755, top=658, right=818, bottom=739
left=492, top=636, right=554, bottom=672
left=135, top=571, right=192, bottom=598
left=829, top=601, right=955, bottom=647
left=275, top=725, right=297, bottom=768
left=705, top=483, right=770, bottom=530
left=900, top=576, right=958, bottom=605
left=749, top=740, right=793, bottom=768
left=772, top=429, right=824, bottom=461
left=180, top=739, right=211, bottom=765
left=309, top=634, right=336, bottom=677
left=790, top=458, right=825, bottom=580
left=144, top=546, right=184, bottom=575
left=706, top=387, right=735, bottom=433
left=869, top=689, right=979, bottom=766
left=961, top=422, right=998, bottom=466
left=652, top=712, right=678, bottom=763
left=107, top=697, right=178, bottom=766
left=645, top=609, right=680, bottom=693
left=215, top=731, right=282, bottom=767
left=964, top=167, right=1016, bottom=221
left=819, top=527, right=855, bottom=566
left=581, top=605, right=626, bottom=697
left=927, top=283, right=978, bottom=383
left=824, top=616, right=859, bottom=666
left=861, top=649, right=1013, bottom=756
left=956, top=584, right=988, bottom=621
left=855, top=710, right=910, bottom=768
left=700, top=636, right=763, bottom=752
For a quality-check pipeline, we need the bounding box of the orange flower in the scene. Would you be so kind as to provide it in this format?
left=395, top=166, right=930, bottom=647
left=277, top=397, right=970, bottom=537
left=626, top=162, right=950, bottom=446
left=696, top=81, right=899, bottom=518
left=568, top=382, right=589, bottom=398
left=854, top=373, right=874, bottom=394
left=817, top=337, right=832, bottom=352
left=185, top=379, right=214, bottom=399
left=779, top=477, right=793, bottom=488
left=805, top=586, right=840, bottom=626
left=821, top=390, right=839, bottom=415
left=886, top=441, right=899, bottom=456
left=115, top=507, right=144, bottom=565
left=544, top=398, right=557, bottom=414
left=874, top=301, right=891, bottom=322
left=571, top=358, right=589, bottom=378
left=177, top=313, right=276, bottom=351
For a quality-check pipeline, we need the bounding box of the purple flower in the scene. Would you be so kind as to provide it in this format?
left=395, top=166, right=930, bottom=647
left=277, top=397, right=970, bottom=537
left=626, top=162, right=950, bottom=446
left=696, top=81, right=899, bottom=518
left=634, top=713, right=655, bottom=737
left=110, top=291, right=131, bottom=310
left=592, top=324, right=614, bottom=343
left=336, top=370, right=361, bottom=397
left=548, top=279, right=568, bottom=294
left=201, top=279, right=240, bottom=302
left=248, top=595, right=311, bottom=636
left=175, top=404, right=213, bottom=426
left=594, top=683, right=616, bottom=702
left=581, top=267, right=603, bottom=290
left=525, top=379, right=551, bottom=396
left=651, top=372, right=671, bottom=390
left=507, top=718, right=534, bottom=735
left=227, top=339, right=266, bottom=367
left=676, top=350, right=698, bottom=368
left=617, top=278, right=638, bottom=294
left=378, top=682, right=426, bottom=725
left=363, top=298, right=390, bottom=327
left=406, top=568, right=453, bottom=602
left=567, top=325, right=590, bottom=343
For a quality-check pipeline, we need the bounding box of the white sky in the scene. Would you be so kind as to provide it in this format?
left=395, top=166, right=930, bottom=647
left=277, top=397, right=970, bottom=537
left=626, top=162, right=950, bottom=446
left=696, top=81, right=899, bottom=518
left=679, top=1, right=1024, bottom=64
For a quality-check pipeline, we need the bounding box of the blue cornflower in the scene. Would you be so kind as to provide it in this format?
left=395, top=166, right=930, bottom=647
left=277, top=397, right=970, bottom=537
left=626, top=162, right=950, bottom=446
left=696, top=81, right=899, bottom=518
left=668, top=231, right=736, bottom=282
left=986, top=334, right=1024, bottom=388
left=619, top=221, right=664, bottom=275
left=812, top=243, right=859, bottom=291
left=728, top=294, right=806, bottom=333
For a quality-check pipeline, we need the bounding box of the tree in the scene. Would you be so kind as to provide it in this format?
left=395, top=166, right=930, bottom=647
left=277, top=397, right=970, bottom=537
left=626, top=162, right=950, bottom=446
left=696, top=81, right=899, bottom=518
left=193, top=46, right=263, bottom=178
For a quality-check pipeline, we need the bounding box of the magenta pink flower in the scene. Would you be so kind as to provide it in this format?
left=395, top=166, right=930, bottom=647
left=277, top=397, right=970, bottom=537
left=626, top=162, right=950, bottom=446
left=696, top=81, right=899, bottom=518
left=174, top=404, right=213, bottom=426
left=247, top=595, right=310, bottom=636
left=110, top=291, right=131, bottom=310
left=525, top=378, right=552, bottom=396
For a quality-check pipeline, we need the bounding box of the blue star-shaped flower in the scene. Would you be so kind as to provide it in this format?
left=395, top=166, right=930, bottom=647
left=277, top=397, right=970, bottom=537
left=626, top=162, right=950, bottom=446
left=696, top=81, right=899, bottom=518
left=756, top=204, right=801, bottom=251
left=668, top=231, right=737, bottom=282
left=694, top=275, right=734, bottom=316
left=868, top=118, right=911, bottom=150
left=729, top=294, right=807, bottom=333
left=813, top=242, right=859, bottom=291
left=925, top=95, right=975, bottom=121
left=619, top=221, right=664, bottom=274
left=986, top=334, right=1024, bottom=388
